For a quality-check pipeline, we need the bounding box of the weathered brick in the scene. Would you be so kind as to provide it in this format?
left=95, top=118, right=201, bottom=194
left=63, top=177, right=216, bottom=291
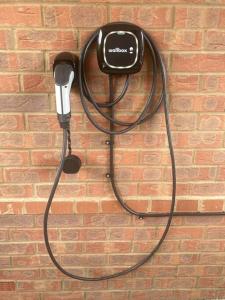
left=0, top=5, right=42, bottom=26
left=205, top=30, right=225, bottom=50
left=17, top=30, right=77, bottom=50
left=172, top=54, right=225, bottom=72
left=43, top=5, right=107, bottom=27
left=175, top=7, right=221, bottom=28
left=0, top=95, right=50, bottom=112
left=0, top=75, right=19, bottom=93
left=0, top=30, right=14, bottom=49
left=0, top=215, right=34, bottom=227
left=0, top=52, right=44, bottom=71
left=0, top=184, right=32, bottom=197
left=0, top=282, right=15, bottom=291
left=111, top=6, right=173, bottom=28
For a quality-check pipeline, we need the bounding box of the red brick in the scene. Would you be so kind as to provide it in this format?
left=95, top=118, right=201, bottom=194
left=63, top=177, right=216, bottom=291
left=0, top=269, right=40, bottom=280
left=152, top=200, right=171, bottom=212
left=0, top=30, right=14, bottom=49
left=0, top=282, right=15, bottom=291
left=0, top=75, right=19, bottom=93
left=0, top=202, right=24, bottom=214
left=0, top=95, right=50, bottom=112
left=150, top=30, right=202, bottom=50
left=0, top=114, right=24, bottom=131
left=190, top=183, right=225, bottom=195
left=22, top=74, right=53, bottom=93
left=76, top=201, right=99, bottom=213
left=196, top=96, right=225, bottom=112
left=219, top=8, right=225, bottom=27
left=0, top=5, right=41, bottom=26
left=200, top=75, right=225, bottom=92
left=165, top=166, right=216, bottom=181
left=100, top=200, right=124, bottom=213
left=198, top=114, right=225, bottom=130
left=36, top=214, right=83, bottom=229
left=169, top=75, right=199, bottom=93
left=153, top=253, right=199, bottom=265
left=43, top=5, right=107, bottom=27
left=109, top=228, right=134, bottom=240
left=108, top=278, right=152, bottom=290
left=170, top=114, right=197, bottom=131
left=153, top=277, right=196, bottom=288
left=0, top=52, right=44, bottom=72
left=134, top=227, right=156, bottom=241
left=0, top=132, right=57, bottom=149
left=17, top=280, right=61, bottom=291
left=195, top=150, right=225, bottom=165
left=200, top=200, right=224, bottom=212
left=139, top=183, right=190, bottom=196
left=51, top=201, right=74, bottom=214
left=12, top=255, right=46, bottom=268
left=217, top=166, right=225, bottom=180
left=198, top=277, right=225, bottom=288
left=0, top=215, right=34, bottom=228
left=17, top=30, right=77, bottom=50
left=111, top=6, right=173, bottom=28
left=61, top=254, right=107, bottom=267
left=139, top=150, right=162, bottom=165
left=172, top=132, right=223, bottom=148
left=36, top=183, right=86, bottom=198
left=86, top=241, right=131, bottom=254
left=4, top=168, right=54, bottom=183
left=25, top=202, right=47, bottom=214
left=38, top=240, right=82, bottom=255
left=175, top=7, right=220, bottom=28
left=167, top=227, right=203, bottom=239
left=0, top=257, right=10, bottom=268
left=87, top=182, right=137, bottom=197
left=42, top=293, right=84, bottom=300
left=0, top=185, right=32, bottom=197
left=0, top=243, right=35, bottom=255
left=0, top=230, right=8, bottom=241
left=27, top=114, right=84, bottom=131
left=0, top=151, right=29, bottom=166
left=10, top=228, right=57, bottom=241
left=125, top=200, right=149, bottom=212
left=205, top=30, right=225, bottom=50
left=206, top=227, right=225, bottom=239
left=31, top=150, right=61, bottom=166
left=109, top=254, right=145, bottom=266
left=172, top=53, right=225, bottom=72
left=176, top=200, right=198, bottom=212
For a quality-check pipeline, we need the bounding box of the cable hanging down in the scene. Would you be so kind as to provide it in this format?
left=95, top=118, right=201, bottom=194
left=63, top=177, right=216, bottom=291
left=44, top=26, right=225, bottom=282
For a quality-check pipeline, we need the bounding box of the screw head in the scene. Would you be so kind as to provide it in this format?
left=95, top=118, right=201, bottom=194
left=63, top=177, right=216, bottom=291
left=106, top=173, right=111, bottom=178
left=105, top=140, right=110, bottom=145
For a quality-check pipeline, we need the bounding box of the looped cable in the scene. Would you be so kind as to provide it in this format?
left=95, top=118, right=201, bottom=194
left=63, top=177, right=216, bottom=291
left=44, top=27, right=176, bottom=281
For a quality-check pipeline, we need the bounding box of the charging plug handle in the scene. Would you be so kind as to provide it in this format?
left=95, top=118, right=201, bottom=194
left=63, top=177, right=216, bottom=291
left=53, top=52, right=78, bottom=128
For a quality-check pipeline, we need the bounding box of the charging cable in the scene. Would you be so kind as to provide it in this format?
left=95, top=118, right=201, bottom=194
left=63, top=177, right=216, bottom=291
left=44, top=25, right=225, bottom=282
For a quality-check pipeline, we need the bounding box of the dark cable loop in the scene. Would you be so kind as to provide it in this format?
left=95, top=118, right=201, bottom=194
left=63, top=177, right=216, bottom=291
left=79, top=31, right=159, bottom=132
left=109, top=32, right=174, bottom=218
left=93, top=74, right=130, bottom=108
left=44, top=26, right=224, bottom=283
left=44, top=27, right=178, bottom=280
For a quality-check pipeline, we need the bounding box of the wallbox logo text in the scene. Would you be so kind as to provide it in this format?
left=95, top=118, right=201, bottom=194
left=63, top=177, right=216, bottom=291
left=108, top=47, right=134, bottom=54
left=108, top=48, right=128, bottom=53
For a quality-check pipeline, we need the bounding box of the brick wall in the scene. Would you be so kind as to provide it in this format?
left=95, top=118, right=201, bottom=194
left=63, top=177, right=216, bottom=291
left=0, top=1, right=225, bottom=299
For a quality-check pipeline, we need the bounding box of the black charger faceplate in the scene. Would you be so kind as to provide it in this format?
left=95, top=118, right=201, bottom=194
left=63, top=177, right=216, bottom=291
left=97, top=22, right=144, bottom=74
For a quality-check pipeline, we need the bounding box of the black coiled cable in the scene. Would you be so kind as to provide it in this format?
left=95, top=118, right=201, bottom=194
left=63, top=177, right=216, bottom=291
left=44, top=27, right=224, bottom=282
